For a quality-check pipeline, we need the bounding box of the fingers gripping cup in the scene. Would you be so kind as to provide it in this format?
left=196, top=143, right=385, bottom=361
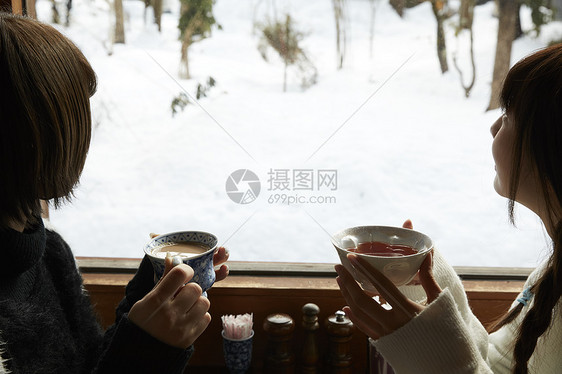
left=332, top=226, right=432, bottom=293
left=144, top=231, right=218, bottom=294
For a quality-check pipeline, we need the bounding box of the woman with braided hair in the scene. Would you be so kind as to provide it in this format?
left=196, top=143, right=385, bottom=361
left=336, top=43, right=562, bottom=374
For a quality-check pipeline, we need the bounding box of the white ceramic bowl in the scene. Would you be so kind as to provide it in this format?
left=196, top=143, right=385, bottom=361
left=332, top=226, right=433, bottom=293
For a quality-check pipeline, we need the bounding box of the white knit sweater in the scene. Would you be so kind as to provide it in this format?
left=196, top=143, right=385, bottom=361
left=372, top=251, right=562, bottom=374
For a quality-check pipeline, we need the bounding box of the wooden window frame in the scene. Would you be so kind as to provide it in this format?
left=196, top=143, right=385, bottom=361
left=9, top=0, right=22, bottom=15
left=6, top=5, right=533, bottom=371
left=4, top=0, right=36, bottom=21
left=79, top=257, right=529, bottom=372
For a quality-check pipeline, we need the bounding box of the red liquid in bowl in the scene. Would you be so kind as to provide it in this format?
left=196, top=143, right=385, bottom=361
left=348, top=241, right=417, bottom=257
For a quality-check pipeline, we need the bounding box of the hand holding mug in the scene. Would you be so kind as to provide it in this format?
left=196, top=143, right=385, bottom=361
left=128, top=257, right=211, bottom=349
left=335, top=250, right=441, bottom=340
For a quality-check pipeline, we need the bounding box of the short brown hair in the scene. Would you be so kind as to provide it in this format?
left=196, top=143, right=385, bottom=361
left=0, top=13, right=97, bottom=228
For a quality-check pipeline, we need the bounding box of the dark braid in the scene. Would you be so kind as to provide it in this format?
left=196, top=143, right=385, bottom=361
left=513, top=223, right=562, bottom=373
left=489, top=223, right=562, bottom=373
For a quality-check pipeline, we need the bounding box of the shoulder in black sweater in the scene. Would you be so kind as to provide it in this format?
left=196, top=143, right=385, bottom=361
left=0, top=221, right=192, bottom=374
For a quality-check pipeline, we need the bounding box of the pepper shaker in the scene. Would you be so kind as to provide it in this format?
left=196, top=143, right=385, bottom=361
left=325, top=310, right=355, bottom=373
left=301, top=303, right=320, bottom=373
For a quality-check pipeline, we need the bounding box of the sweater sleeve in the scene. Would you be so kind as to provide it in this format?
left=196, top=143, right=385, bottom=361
left=94, top=256, right=195, bottom=374
left=114, top=256, right=158, bottom=319
left=369, top=250, right=562, bottom=374
left=44, top=228, right=195, bottom=374
left=373, top=288, right=493, bottom=374
left=371, top=250, right=499, bottom=374
left=93, top=315, right=193, bottom=374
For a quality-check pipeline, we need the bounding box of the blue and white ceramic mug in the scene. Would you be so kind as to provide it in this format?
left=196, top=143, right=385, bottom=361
left=144, top=231, right=218, bottom=293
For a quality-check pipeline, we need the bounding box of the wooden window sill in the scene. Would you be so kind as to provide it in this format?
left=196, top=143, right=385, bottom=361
left=79, top=258, right=528, bottom=372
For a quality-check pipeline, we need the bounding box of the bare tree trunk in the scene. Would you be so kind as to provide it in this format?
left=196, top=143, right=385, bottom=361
left=114, top=0, right=125, bottom=44
left=431, top=0, right=448, bottom=73
left=332, top=0, right=346, bottom=69
left=555, top=0, right=562, bottom=20
left=180, top=31, right=191, bottom=79
left=514, top=2, right=523, bottom=38
left=178, top=2, right=206, bottom=79
left=454, top=0, right=475, bottom=96
left=281, top=14, right=289, bottom=91
left=153, top=0, right=163, bottom=32
left=106, top=0, right=114, bottom=55
left=369, top=0, right=376, bottom=58
left=283, top=62, right=287, bottom=92
left=143, top=0, right=150, bottom=25
left=51, top=0, right=60, bottom=24
left=459, top=0, right=474, bottom=29
left=453, top=28, right=476, bottom=97
left=65, top=0, right=72, bottom=26
left=487, top=0, right=516, bottom=111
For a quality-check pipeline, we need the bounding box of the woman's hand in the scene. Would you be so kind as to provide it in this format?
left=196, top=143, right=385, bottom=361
left=128, top=259, right=211, bottom=349
left=149, top=233, right=229, bottom=282
left=402, top=219, right=422, bottom=286
left=213, top=246, right=229, bottom=282
left=402, top=219, right=413, bottom=230
left=335, top=247, right=441, bottom=340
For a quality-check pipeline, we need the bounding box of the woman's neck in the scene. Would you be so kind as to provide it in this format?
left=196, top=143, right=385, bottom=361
left=534, top=204, right=561, bottom=240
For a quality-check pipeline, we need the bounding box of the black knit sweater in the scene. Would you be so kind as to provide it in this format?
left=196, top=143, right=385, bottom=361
left=0, top=219, right=193, bottom=373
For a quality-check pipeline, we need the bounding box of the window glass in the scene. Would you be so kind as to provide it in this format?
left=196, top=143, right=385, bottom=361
left=39, top=0, right=562, bottom=266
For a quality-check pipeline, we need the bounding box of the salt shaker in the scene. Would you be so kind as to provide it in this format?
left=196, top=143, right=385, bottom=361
left=263, top=313, right=295, bottom=373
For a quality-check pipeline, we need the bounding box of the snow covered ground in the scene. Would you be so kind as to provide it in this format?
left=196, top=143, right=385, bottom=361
left=38, top=0, right=562, bottom=267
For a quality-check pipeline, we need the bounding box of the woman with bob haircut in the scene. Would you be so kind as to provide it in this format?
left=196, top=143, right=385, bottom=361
left=0, top=12, right=228, bottom=374
left=336, top=43, right=562, bottom=374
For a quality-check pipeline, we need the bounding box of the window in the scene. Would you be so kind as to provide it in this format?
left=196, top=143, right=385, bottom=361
left=39, top=0, right=561, bottom=267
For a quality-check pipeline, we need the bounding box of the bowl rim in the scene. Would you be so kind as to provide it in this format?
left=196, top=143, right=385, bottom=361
left=331, top=225, right=433, bottom=258
left=144, top=230, right=218, bottom=260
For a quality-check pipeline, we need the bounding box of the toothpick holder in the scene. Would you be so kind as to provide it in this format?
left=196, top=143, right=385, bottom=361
left=222, top=330, right=254, bottom=374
